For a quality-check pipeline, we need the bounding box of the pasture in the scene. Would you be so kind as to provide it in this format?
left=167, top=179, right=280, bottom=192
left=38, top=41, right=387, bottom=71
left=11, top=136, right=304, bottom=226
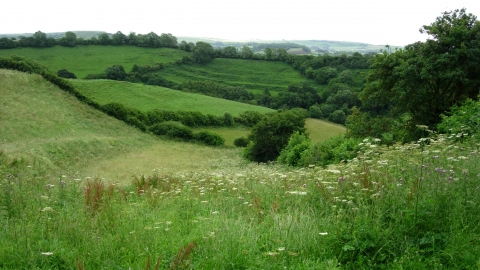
left=71, top=79, right=274, bottom=116
left=0, top=45, right=189, bottom=78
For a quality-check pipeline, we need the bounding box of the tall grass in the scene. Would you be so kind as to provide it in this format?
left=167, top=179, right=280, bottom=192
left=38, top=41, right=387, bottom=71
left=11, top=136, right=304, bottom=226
left=1, top=132, right=479, bottom=268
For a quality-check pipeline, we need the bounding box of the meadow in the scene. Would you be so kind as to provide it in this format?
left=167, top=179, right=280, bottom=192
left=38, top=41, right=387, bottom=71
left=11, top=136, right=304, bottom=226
left=1, top=67, right=480, bottom=269
left=0, top=45, right=189, bottom=78
left=71, top=79, right=274, bottom=116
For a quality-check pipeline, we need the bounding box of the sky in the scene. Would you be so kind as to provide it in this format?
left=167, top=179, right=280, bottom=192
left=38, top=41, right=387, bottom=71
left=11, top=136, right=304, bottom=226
left=2, top=0, right=480, bottom=46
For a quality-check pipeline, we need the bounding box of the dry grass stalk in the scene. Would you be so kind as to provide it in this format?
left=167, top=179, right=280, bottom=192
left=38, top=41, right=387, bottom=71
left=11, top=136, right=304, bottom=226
left=170, top=241, right=196, bottom=270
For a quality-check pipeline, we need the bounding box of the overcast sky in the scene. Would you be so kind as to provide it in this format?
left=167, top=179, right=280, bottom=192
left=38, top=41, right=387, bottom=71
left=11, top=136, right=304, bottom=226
left=2, top=0, right=479, bottom=46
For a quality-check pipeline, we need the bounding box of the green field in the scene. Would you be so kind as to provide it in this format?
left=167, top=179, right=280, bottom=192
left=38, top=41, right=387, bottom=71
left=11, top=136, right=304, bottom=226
left=0, top=45, right=189, bottom=78
left=2, top=68, right=479, bottom=269
left=157, top=58, right=314, bottom=94
left=71, top=79, right=274, bottom=116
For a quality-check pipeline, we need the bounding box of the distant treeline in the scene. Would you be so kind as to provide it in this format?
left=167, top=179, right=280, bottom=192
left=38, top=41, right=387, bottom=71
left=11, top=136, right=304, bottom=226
left=0, top=31, right=178, bottom=49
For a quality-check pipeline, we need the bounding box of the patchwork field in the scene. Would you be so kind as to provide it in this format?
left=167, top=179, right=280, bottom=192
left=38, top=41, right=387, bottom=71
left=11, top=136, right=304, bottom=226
left=155, top=58, right=314, bottom=94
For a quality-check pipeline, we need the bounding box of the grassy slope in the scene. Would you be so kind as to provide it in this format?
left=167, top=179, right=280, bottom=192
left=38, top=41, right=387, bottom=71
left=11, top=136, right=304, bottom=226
left=0, top=45, right=189, bottom=78
left=157, top=58, right=318, bottom=95
left=71, top=79, right=274, bottom=116
left=0, top=69, right=241, bottom=180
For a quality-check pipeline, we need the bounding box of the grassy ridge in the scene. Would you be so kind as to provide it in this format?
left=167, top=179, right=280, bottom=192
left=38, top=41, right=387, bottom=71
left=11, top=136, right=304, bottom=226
left=0, top=45, right=189, bottom=78
left=71, top=79, right=274, bottom=116
left=158, top=58, right=318, bottom=95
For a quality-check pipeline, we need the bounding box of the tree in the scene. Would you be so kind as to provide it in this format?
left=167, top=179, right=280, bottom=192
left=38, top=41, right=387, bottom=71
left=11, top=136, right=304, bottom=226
left=240, top=46, right=253, bottom=59
left=111, top=31, right=127, bottom=45
left=192, top=41, right=215, bottom=63
left=104, top=65, right=127, bottom=80
left=98, top=33, right=111, bottom=45
left=32, top=31, right=47, bottom=47
left=222, top=46, right=238, bottom=58
left=60, top=31, right=77, bottom=47
left=244, top=109, right=306, bottom=162
left=360, top=8, right=480, bottom=133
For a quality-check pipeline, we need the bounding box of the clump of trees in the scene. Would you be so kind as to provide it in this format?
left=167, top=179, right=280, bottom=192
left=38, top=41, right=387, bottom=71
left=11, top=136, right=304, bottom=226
left=347, top=8, right=480, bottom=142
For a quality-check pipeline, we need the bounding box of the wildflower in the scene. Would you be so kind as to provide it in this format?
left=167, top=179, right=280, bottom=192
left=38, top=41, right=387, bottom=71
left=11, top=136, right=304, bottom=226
left=41, top=207, right=53, bottom=212
left=319, top=232, right=328, bottom=236
left=41, top=252, right=53, bottom=256
left=211, top=211, right=219, bottom=214
left=278, top=247, right=285, bottom=251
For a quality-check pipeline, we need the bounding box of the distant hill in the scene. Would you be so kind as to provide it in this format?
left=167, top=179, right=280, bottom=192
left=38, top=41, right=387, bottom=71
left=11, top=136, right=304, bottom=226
left=0, top=31, right=107, bottom=39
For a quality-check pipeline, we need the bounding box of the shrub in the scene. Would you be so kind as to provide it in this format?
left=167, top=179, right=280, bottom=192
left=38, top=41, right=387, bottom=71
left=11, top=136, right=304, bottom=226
left=57, top=69, right=77, bottom=79
left=149, top=121, right=194, bottom=140
left=104, top=65, right=127, bottom=80
left=234, top=111, right=264, bottom=127
left=233, top=137, right=249, bottom=147
left=194, top=131, right=225, bottom=146
left=245, top=109, right=306, bottom=163
left=437, top=97, right=480, bottom=137
left=277, top=132, right=312, bottom=166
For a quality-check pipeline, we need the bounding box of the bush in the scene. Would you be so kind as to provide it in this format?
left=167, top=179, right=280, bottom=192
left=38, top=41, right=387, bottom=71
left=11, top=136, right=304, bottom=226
left=149, top=121, right=194, bottom=140
left=437, top=97, right=480, bottom=137
left=277, top=132, right=312, bottom=166
left=234, top=111, right=264, bottom=127
left=245, top=109, right=306, bottom=162
left=194, top=131, right=225, bottom=146
left=233, top=137, right=249, bottom=147
left=104, top=65, right=127, bottom=80
left=57, top=69, right=77, bottom=79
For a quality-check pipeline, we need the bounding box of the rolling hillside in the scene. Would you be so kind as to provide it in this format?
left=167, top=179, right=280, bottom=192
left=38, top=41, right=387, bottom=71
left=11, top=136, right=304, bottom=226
left=71, top=79, right=275, bottom=116
left=0, top=46, right=189, bottom=78
left=0, top=69, right=242, bottom=180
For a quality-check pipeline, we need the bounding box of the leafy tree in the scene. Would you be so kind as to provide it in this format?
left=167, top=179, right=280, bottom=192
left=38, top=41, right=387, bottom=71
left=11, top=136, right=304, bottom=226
left=361, top=8, right=480, bottom=131
left=0, top=37, right=17, bottom=49
left=32, top=31, right=47, bottom=47
left=244, top=109, right=306, bottom=162
left=60, top=31, right=77, bottom=47
left=222, top=46, right=238, bottom=58
left=104, top=65, right=127, bottom=80
left=264, top=48, right=273, bottom=60
left=159, top=33, right=177, bottom=48
left=192, top=41, right=215, bottom=63
left=240, top=46, right=253, bottom=59
left=98, top=33, right=111, bottom=45
left=111, top=31, right=128, bottom=45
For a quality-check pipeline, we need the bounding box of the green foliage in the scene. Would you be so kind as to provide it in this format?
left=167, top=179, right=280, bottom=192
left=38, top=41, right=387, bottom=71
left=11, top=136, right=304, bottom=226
left=192, top=41, right=215, bottom=63
left=57, top=69, right=77, bottom=79
left=360, top=8, right=480, bottom=139
left=149, top=121, right=194, bottom=140
left=277, top=132, right=312, bottom=166
left=104, top=65, right=127, bottom=80
left=179, top=80, right=254, bottom=102
left=234, top=110, right=264, bottom=127
left=300, top=135, right=362, bottom=167
left=233, top=137, right=249, bottom=147
left=245, top=109, right=306, bottom=162
left=194, top=131, right=225, bottom=146
left=438, top=97, right=480, bottom=137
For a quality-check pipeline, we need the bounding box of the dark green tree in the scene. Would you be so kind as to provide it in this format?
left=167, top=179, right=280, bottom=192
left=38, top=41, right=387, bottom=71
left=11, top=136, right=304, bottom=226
left=104, top=65, right=127, bottom=80
left=359, top=8, right=480, bottom=137
left=111, top=31, right=128, bottom=45
left=192, top=41, right=215, bottom=63
left=222, top=46, right=238, bottom=58
left=240, top=46, right=253, bottom=59
left=244, top=109, right=306, bottom=162
left=32, top=31, right=47, bottom=47
left=59, top=31, right=77, bottom=47
left=98, top=33, right=111, bottom=45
